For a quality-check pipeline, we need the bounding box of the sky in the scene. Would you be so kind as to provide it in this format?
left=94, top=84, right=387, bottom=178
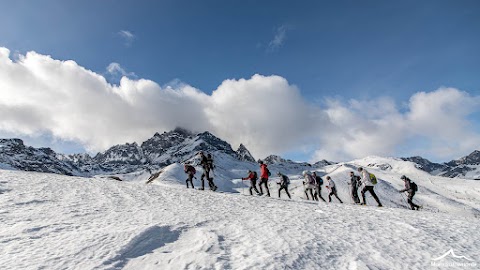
left=1, top=0, right=480, bottom=163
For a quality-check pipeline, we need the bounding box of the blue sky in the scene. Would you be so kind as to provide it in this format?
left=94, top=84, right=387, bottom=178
left=1, top=0, right=480, bottom=162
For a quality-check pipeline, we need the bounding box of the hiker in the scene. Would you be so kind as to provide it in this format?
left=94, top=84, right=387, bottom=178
left=399, top=175, right=421, bottom=210
left=277, top=172, right=291, bottom=199
left=357, top=167, right=382, bottom=207
left=184, top=164, right=196, bottom=189
left=312, top=172, right=326, bottom=202
left=302, top=171, right=317, bottom=201
left=258, top=161, right=270, bottom=197
left=199, top=152, right=217, bottom=191
left=242, top=170, right=260, bottom=195
left=206, top=153, right=217, bottom=190
left=325, top=176, right=343, bottom=203
left=348, top=171, right=361, bottom=204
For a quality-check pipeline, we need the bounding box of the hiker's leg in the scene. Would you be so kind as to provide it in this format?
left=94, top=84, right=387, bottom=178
left=252, top=179, right=259, bottom=193
left=369, top=187, right=382, bottom=206
left=265, top=180, right=270, bottom=196
left=361, top=187, right=367, bottom=204
left=408, top=193, right=419, bottom=209
left=285, top=186, right=291, bottom=199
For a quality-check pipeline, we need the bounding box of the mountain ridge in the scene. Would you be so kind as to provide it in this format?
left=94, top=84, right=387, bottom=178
left=0, top=129, right=329, bottom=177
left=1, top=132, right=479, bottom=180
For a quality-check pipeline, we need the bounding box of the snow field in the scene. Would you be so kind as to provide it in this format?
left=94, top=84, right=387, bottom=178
left=1, top=169, right=479, bottom=269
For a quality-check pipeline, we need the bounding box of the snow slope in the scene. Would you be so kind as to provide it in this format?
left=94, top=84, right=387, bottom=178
left=1, top=168, right=479, bottom=270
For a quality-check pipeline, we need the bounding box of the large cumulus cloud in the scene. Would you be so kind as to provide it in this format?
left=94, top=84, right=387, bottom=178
left=1, top=47, right=479, bottom=161
left=313, top=89, right=480, bottom=161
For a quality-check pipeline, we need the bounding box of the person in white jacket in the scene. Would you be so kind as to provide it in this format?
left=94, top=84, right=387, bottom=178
left=357, top=167, right=382, bottom=207
left=325, top=176, right=343, bottom=203
left=302, top=171, right=317, bottom=200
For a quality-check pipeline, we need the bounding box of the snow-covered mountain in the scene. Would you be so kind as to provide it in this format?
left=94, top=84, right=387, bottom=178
left=2, top=130, right=479, bottom=180
left=1, top=129, right=338, bottom=178
left=0, top=139, right=80, bottom=175
left=235, top=143, right=256, bottom=162
left=263, top=154, right=318, bottom=172
left=402, top=150, right=480, bottom=180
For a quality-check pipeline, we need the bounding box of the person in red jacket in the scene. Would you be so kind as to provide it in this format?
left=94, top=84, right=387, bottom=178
left=258, top=160, right=270, bottom=197
left=184, top=164, right=196, bottom=189
left=242, top=170, right=260, bottom=195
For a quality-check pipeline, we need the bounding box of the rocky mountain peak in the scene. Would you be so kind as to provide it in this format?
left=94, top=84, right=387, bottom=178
left=313, top=159, right=336, bottom=167
left=263, top=155, right=287, bottom=164
left=235, top=144, right=255, bottom=163
left=457, top=150, right=480, bottom=165
left=401, top=156, right=448, bottom=173
left=194, top=132, right=235, bottom=154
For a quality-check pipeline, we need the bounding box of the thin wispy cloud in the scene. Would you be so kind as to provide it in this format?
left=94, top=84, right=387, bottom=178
left=118, top=30, right=135, bottom=47
left=106, top=62, right=136, bottom=78
left=267, top=25, right=289, bottom=52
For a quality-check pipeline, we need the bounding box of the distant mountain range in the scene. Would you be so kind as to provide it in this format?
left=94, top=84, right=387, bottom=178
left=0, top=129, right=479, bottom=180
left=0, top=128, right=248, bottom=176
left=401, top=151, right=480, bottom=180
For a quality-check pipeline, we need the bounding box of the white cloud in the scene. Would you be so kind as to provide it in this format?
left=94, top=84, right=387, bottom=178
left=312, top=88, right=480, bottom=161
left=267, top=25, right=288, bottom=52
left=118, top=30, right=135, bottom=47
left=1, top=47, right=479, bottom=161
left=206, top=75, right=326, bottom=158
left=106, top=62, right=136, bottom=78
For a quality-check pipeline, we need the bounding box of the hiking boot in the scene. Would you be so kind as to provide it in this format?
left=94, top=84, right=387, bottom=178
left=378, top=204, right=383, bottom=207
left=198, top=187, right=205, bottom=190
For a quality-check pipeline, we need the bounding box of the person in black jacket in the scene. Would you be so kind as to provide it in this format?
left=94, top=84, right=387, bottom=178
left=312, top=172, right=326, bottom=202
left=399, top=175, right=420, bottom=210
left=199, top=152, right=217, bottom=191
left=348, top=171, right=361, bottom=204
left=277, top=172, right=291, bottom=199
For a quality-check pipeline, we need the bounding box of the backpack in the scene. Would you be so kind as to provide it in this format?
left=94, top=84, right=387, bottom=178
left=186, top=165, right=196, bottom=174
left=252, top=171, right=258, bottom=180
left=281, top=175, right=290, bottom=185
left=369, top=173, right=377, bottom=185
left=315, top=176, right=324, bottom=186
left=266, top=168, right=271, bottom=177
left=410, top=181, right=418, bottom=192
left=207, top=157, right=214, bottom=170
